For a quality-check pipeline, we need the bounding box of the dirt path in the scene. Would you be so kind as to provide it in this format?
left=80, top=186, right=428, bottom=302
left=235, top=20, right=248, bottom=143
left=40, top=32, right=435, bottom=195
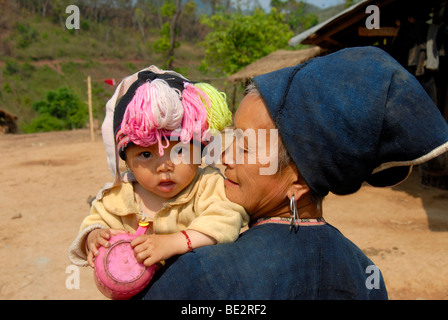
left=0, top=129, right=447, bottom=300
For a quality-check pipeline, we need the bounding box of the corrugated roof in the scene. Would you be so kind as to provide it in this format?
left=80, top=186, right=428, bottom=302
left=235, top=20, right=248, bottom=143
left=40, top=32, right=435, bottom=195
left=289, top=0, right=370, bottom=46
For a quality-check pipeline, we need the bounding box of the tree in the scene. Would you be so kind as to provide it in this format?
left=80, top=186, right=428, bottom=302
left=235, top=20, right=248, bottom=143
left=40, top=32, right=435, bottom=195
left=135, top=7, right=147, bottom=40
left=23, top=87, right=88, bottom=133
left=200, top=8, right=293, bottom=75
left=153, top=0, right=184, bottom=69
left=201, top=0, right=222, bottom=14
left=168, top=0, right=182, bottom=69
left=344, top=0, right=355, bottom=7
left=271, top=0, right=318, bottom=34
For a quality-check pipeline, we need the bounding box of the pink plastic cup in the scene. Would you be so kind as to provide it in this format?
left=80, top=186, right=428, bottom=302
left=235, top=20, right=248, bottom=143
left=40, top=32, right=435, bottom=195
left=94, top=223, right=156, bottom=300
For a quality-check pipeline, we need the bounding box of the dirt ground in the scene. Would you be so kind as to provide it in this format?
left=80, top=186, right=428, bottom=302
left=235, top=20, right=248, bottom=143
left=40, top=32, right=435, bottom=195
left=0, top=129, right=447, bottom=300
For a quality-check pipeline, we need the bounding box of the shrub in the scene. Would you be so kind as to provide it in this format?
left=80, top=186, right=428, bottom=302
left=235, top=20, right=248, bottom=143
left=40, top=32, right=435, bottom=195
left=15, top=22, right=39, bottom=49
left=3, top=60, right=21, bottom=76
left=22, top=114, right=65, bottom=133
left=23, top=87, right=88, bottom=133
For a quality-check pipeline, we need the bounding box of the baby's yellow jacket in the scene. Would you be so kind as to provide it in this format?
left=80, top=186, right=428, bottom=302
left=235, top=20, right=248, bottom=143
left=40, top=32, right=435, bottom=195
left=68, top=166, right=249, bottom=266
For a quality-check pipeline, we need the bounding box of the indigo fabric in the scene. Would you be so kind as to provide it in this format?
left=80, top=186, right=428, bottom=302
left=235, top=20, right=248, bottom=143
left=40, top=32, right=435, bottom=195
left=136, top=223, right=387, bottom=300
left=253, top=46, right=448, bottom=196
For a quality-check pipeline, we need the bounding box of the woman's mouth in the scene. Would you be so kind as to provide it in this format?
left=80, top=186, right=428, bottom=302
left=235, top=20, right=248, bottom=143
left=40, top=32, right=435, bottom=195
left=224, top=177, right=239, bottom=188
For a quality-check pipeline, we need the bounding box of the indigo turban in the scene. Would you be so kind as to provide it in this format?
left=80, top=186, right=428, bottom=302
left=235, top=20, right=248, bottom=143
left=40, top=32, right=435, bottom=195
left=253, top=46, right=448, bottom=196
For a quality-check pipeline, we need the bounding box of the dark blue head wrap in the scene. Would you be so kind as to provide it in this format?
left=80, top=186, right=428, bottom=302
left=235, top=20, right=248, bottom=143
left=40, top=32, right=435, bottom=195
left=253, top=46, right=448, bottom=196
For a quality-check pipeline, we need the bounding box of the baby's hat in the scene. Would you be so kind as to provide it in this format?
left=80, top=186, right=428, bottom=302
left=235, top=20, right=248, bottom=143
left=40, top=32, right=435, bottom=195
left=99, top=66, right=232, bottom=195
left=253, top=46, right=448, bottom=197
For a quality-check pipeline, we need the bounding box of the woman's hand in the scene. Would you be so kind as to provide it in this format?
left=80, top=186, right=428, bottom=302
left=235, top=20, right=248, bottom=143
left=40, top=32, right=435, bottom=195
left=86, top=228, right=127, bottom=268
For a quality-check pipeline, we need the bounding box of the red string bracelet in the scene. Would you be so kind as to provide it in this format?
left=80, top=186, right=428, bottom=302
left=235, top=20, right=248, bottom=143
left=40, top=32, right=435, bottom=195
left=181, top=230, right=193, bottom=252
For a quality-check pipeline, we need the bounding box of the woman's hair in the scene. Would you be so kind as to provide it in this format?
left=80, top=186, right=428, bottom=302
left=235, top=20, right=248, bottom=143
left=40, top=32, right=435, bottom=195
left=245, top=81, right=324, bottom=212
left=245, top=81, right=291, bottom=169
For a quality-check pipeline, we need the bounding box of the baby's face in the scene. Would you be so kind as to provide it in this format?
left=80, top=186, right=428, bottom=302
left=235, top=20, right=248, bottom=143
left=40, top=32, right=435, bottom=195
left=126, top=141, right=200, bottom=199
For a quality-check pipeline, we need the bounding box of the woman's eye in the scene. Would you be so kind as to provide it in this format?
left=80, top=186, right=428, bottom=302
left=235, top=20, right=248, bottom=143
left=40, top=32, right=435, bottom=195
left=236, top=145, right=248, bottom=153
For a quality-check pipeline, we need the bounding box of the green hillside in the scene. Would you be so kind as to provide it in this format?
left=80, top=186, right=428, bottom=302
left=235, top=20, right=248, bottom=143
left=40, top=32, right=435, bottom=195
left=0, top=10, right=207, bottom=132
left=0, top=1, right=347, bottom=133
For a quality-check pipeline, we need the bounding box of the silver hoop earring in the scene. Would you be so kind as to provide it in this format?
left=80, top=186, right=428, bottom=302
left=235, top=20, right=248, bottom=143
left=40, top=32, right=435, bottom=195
left=290, top=195, right=299, bottom=231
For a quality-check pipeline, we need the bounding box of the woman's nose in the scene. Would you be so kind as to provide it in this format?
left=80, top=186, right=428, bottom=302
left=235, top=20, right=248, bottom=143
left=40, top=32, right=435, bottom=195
left=221, top=137, right=235, bottom=168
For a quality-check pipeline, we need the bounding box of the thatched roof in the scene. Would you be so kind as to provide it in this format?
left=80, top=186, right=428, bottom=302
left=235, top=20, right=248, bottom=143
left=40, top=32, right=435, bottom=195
left=227, top=46, right=324, bottom=83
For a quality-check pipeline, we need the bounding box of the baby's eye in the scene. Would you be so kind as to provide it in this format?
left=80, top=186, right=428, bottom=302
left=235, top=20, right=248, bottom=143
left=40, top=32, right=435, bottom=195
left=140, top=151, right=152, bottom=159
left=174, top=147, right=185, bottom=156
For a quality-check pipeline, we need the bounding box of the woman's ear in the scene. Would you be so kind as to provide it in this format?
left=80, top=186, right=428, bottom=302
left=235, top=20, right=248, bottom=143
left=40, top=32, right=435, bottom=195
left=284, top=163, right=309, bottom=201
left=286, top=182, right=309, bottom=202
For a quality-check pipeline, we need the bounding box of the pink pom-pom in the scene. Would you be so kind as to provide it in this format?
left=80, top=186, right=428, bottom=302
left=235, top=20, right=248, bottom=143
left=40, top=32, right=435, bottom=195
left=121, top=80, right=183, bottom=155
left=181, top=83, right=210, bottom=143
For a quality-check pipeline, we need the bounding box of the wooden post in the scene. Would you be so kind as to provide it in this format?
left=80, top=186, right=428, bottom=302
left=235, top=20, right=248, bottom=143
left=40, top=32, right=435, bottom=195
left=87, top=75, right=94, bottom=142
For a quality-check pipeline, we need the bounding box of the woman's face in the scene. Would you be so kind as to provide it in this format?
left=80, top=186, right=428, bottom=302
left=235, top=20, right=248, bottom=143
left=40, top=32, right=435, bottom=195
left=222, top=93, right=298, bottom=220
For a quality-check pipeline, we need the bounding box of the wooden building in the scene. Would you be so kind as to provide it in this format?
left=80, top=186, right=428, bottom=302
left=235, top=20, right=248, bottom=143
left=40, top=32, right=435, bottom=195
left=289, top=0, right=448, bottom=189
left=290, top=0, right=448, bottom=122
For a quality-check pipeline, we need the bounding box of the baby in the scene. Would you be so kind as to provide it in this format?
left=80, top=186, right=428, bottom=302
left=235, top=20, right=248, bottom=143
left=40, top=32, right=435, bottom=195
left=68, top=66, right=248, bottom=270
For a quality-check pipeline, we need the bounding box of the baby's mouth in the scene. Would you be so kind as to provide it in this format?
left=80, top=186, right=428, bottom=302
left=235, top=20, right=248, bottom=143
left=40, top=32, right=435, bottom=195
left=158, top=180, right=176, bottom=192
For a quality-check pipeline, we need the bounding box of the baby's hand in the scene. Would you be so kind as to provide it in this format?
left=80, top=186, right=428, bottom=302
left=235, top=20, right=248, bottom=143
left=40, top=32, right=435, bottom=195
left=131, top=230, right=216, bottom=267
left=131, top=233, right=184, bottom=267
left=86, top=228, right=127, bottom=268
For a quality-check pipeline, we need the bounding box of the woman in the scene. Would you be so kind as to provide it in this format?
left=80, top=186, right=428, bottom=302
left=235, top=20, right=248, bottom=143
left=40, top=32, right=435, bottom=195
left=135, top=46, right=448, bottom=300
